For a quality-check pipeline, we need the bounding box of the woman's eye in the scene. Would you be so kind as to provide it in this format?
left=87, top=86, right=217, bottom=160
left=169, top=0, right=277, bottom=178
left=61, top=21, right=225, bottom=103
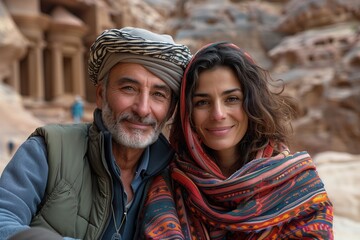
left=194, top=100, right=208, bottom=107
left=226, top=96, right=241, bottom=103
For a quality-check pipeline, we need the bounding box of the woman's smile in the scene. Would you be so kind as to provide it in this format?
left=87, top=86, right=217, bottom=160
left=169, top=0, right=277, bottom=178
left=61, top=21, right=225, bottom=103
left=205, top=125, right=234, bottom=136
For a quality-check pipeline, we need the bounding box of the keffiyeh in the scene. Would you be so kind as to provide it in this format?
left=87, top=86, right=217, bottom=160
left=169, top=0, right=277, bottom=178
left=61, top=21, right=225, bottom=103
left=88, top=27, right=192, bottom=95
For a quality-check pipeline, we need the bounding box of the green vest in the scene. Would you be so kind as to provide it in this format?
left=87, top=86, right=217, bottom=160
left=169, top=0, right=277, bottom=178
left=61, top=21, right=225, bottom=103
left=30, top=124, right=111, bottom=239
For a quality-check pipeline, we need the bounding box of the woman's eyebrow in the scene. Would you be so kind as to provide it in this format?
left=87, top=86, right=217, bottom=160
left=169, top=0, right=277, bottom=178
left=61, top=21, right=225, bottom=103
left=193, top=88, right=242, bottom=97
left=193, top=92, right=208, bottom=98
left=222, top=88, right=242, bottom=95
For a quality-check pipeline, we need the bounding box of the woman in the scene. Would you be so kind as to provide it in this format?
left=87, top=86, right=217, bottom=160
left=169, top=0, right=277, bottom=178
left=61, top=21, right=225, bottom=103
left=168, top=42, right=333, bottom=239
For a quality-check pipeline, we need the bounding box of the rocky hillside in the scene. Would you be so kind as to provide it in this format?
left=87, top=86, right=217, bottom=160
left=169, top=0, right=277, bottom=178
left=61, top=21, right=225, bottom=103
left=163, top=0, right=360, bottom=156
left=114, top=0, right=360, bottom=155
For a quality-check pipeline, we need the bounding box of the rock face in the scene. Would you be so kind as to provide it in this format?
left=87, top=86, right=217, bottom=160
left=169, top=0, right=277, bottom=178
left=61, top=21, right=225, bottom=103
left=168, top=0, right=360, bottom=156
left=316, top=152, right=360, bottom=222
left=0, top=84, right=43, bottom=171
left=0, top=1, right=28, bottom=83
left=0, top=0, right=359, bottom=239
left=275, top=0, right=360, bottom=34
left=269, top=22, right=360, bottom=155
left=315, top=152, right=360, bottom=239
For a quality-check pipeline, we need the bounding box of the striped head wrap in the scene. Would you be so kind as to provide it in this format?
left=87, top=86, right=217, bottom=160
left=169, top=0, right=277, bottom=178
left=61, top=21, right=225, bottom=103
left=88, top=27, right=192, bottom=95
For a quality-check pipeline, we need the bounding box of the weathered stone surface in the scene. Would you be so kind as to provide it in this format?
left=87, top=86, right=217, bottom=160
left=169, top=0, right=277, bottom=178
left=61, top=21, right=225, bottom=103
left=269, top=23, right=359, bottom=68
left=0, top=84, right=43, bottom=171
left=315, top=151, right=360, bottom=239
left=275, top=0, right=360, bottom=34
left=0, top=1, right=29, bottom=82
left=268, top=22, right=360, bottom=156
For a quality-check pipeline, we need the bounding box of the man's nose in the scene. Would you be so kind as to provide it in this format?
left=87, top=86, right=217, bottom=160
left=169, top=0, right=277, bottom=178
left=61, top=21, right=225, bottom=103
left=132, top=92, right=151, bottom=117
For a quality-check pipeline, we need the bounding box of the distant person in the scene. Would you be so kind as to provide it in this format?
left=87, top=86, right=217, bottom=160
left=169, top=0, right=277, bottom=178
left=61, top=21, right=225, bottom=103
left=0, top=27, right=192, bottom=240
left=71, top=95, right=84, bottom=123
left=167, top=42, right=334, bottom=239
left=7, top=140, right=15, bottom=156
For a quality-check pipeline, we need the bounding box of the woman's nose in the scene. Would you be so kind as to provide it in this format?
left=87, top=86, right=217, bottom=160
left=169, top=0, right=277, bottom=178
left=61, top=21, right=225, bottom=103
left=211, top=102, right=225, bottom=120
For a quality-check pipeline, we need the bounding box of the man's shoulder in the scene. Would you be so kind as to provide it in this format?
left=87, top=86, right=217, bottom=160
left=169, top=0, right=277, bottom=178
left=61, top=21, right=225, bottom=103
left=30, top=124, right=92, bottom=153
left=33, top=123, right=91, bottom=137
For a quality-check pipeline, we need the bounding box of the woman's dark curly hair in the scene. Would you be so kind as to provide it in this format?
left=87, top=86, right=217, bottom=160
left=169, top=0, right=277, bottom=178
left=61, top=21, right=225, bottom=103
left=170, top=42, right=297, bottom=166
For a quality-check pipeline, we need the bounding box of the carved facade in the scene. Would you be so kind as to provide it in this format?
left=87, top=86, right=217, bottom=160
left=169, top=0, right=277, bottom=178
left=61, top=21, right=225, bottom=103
left=1, top=0, right=166, bottom=103
left=0, top=0, right=119, bottom=103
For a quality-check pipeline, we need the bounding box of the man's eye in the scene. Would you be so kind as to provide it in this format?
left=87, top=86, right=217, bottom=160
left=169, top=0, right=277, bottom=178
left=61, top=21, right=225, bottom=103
left=121, top=86, right=135, bottom=92
left=153, top=92, right=165, bottom=97
left=153, top=91, right=170, bottom=101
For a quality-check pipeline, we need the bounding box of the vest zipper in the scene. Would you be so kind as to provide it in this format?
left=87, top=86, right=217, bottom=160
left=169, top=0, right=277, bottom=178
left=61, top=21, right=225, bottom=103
left=119, top=210, right=127, bottom=230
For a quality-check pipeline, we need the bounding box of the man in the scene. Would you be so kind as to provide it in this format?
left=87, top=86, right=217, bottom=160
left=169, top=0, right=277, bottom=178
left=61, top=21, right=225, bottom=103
left=0, top=27, right=192, bottom=239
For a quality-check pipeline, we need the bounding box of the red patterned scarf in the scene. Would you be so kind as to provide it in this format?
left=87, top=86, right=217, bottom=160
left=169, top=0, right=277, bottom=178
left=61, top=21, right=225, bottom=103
left=140, top=145, right=333, bottom=239
left=171, top=144, right=333, bottom=239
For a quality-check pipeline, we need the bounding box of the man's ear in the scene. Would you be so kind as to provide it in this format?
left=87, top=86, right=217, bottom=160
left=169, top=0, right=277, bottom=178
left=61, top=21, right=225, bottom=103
left=95, top=84, right=104, bottom=109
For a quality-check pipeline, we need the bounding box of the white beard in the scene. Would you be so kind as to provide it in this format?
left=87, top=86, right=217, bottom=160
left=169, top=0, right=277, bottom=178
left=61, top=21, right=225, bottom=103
left=101, top=100, right=165, bottom=149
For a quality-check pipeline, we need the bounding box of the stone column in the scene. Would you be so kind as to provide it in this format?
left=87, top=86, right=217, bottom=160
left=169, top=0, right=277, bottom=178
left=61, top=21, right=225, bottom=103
left=32, top=41, right=45, bottom=100
left=4, top=0, right=49, bottom=101
left=27, top=46, right=37, bottom=96
left=47, top=6, right=88, bottom=101
left=72, top=45, right=85, bottom=97
left=50, top=42, right=64, bottom=99
left=11, top=61, right=21, bottom=92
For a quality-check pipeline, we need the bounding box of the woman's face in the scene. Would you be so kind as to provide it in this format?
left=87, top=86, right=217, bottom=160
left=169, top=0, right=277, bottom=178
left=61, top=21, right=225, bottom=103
left=192, top=66, right=248, bottom=154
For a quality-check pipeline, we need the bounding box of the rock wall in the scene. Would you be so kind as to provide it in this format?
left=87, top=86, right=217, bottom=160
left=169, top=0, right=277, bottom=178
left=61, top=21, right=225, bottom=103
left=315, top=152, right=360, bottom=239
left=164, top=0, right=360, bottom=156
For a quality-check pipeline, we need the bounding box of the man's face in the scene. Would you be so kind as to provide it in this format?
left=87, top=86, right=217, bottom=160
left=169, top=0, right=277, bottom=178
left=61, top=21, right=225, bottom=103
left=96, top=62, right=172, bottom=148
